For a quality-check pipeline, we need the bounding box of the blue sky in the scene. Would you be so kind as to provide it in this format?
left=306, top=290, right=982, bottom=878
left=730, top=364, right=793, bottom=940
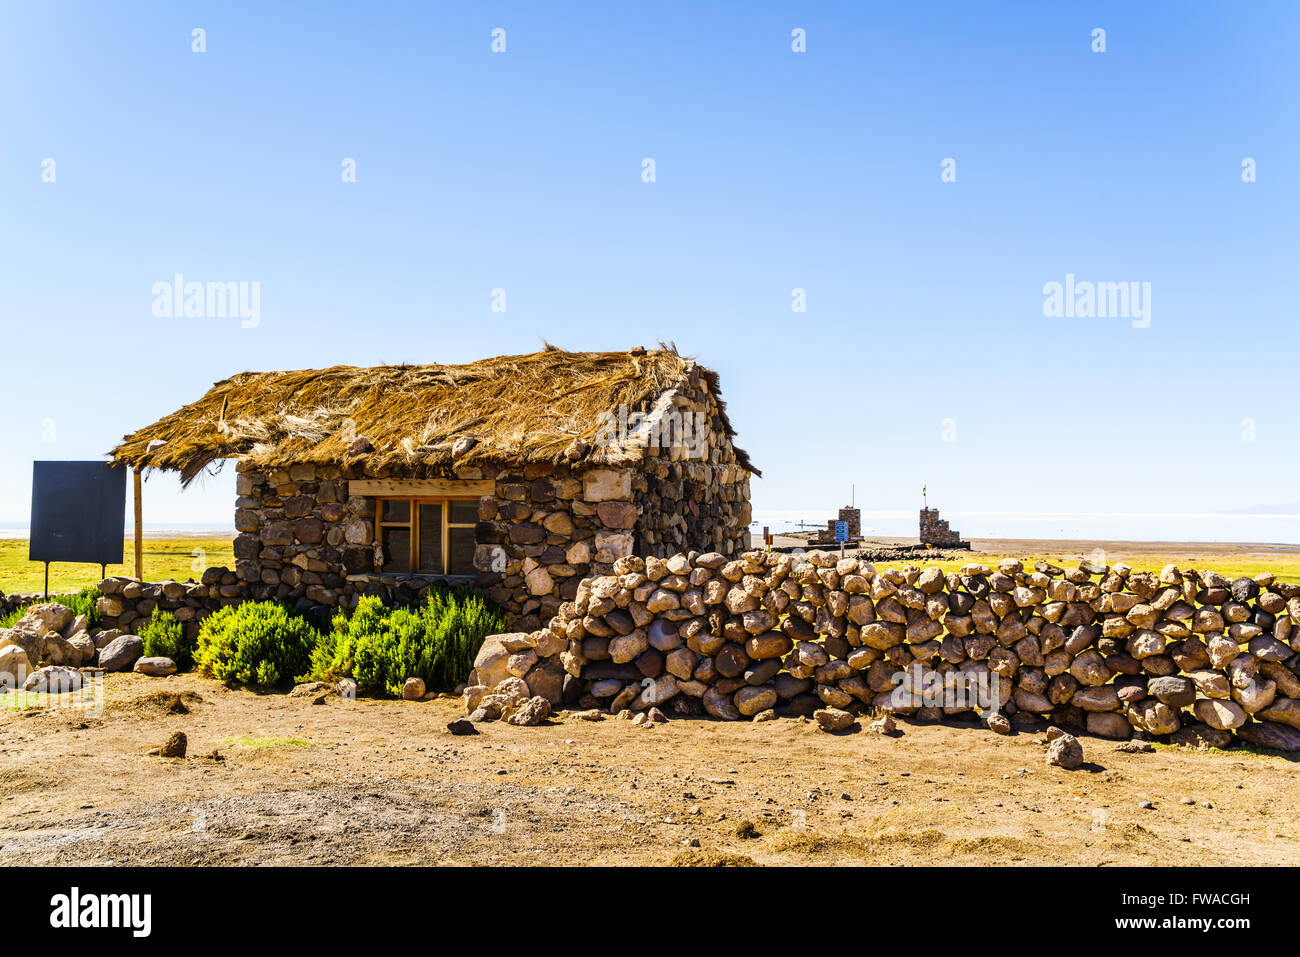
left=2, top=1, right=1297, bottom=542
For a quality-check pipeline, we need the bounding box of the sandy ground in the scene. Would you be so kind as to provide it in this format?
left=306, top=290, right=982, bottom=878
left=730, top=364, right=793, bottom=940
left=1, top=673, right=1296, bottom=866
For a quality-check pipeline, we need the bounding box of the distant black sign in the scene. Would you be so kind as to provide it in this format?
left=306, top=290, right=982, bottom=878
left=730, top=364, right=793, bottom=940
left=29, top=462, right=126, bottom=565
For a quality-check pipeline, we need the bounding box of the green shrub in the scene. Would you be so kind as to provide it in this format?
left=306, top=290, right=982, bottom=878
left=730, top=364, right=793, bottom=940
left=139, top=607, right=194, bottom=669
left=308, top=586, right=503, bottom=695
left=57, top=586, right=102, bottom=628
left=195, top=601, right=319, bottom=687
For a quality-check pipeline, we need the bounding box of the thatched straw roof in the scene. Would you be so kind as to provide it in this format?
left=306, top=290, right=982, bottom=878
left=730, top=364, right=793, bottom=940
left=109, top=346, right=756, bottom=483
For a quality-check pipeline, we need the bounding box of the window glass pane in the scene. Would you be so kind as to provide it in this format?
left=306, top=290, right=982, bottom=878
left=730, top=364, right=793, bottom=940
left=381, top=499, right=410, bottom=523
left=381, top=527, right=410, bottom=573
left=449, top=499, right=479, bottom=524
left=418, top=504, right=443, bottom=573
left=449, top=526, right=476, bottom=575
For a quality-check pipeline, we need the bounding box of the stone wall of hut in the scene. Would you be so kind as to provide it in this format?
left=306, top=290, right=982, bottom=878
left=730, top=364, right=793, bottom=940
left=92, top=426, right=750, bottom=637
left=191, top=381, right=751, bottom=631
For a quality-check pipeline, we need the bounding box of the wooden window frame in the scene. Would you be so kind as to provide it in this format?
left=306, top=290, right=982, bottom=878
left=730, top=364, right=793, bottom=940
left=375, top=495, right=479, bottom=577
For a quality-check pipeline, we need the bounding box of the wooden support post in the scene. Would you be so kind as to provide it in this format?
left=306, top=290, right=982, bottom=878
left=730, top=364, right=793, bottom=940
left=133, top=468, right=143, bottom=580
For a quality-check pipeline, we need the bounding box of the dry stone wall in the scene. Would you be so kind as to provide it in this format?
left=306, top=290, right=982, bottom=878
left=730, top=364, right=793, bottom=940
left=463, top=550, right=1300, bottom=750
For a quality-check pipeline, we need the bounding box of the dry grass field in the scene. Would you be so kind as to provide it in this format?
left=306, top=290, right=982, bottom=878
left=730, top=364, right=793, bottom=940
left=0, top=537, right=236, bottom=596
left=1, top=673, right=1295, bottom=867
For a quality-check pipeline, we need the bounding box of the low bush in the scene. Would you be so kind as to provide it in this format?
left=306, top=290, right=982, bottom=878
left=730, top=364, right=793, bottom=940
left=139, top=607, right=194, bottom=669
left=57, top=586, right=102, bottom=628
left=195, top=601, right=319, bottom=688
left=308, top=586, right=503, bottom=695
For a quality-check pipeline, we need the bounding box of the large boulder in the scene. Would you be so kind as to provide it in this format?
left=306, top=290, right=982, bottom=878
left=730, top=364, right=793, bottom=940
left=41, top=632, right=80, bottom=667
left=1235, top=720, right=1300, bottom=752
left=98, top=634, right=144, bottom=672
left=67, top=632, right=96, bottom=666
left=12, top=603, right=73, bottom=638
left=703, top=686, right=740, bottom=720
left=1257, top=697, right=1300, bottom=730
left=23, top=666, right=82, bottom=694
left=522, top=657, right=566, bottom=705
left=1232, top=678, right=1276, bottom=715
left=92, top=628, right=124, bottom=650
left=1193, top=698, right=1247, bottom=731
left=0, top=644, right=32, bottom=687
left=1169, top=722, right=1233, bottom=750
left=1148, top=675, right=1195, bottom=708
left=1126, top=698, right=1181, bottom=736
left=469, top=634, right=517, bottom=690
left=0, top=628, right=44, bottom=669
left=1086, top=711, right=1133, bottom=739
left=735, top=685, right=778, bottom=717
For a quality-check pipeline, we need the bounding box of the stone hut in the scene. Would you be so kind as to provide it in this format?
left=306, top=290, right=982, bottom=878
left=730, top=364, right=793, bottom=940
left=109, top=346, right=757, bottom=630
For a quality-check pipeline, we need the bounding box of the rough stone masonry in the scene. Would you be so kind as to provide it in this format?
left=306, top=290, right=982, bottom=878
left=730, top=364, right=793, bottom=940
left=463, top=551, right=1300, bottom=751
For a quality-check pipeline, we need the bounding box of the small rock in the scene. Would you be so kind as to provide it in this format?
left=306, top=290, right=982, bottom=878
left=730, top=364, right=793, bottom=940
left=446, top=717, right=478, bottom=736
left=133, top=656, right=177, bottom=677
left=753, top=708, right=777, bottom=722
left=507, top=695, right=551, bottom=727
left=1139, top=800, right=1155, bottom=810
left=159, top=732, right=187, bottom=758
left=1045, top=733, right=1084, bottom=770
left=987, top=713, right=1011, bottom=735
left=402, top=677, right=426, bottom=700
left=869, top=714, right=897, bottom=735
left=647, top=707, right=668, bottom=724
left=574, top=709, right=605, bottom=721
left=814, top=707, right=855, bottom=733
left=1179, top=797, right=1195, bottom=805
left=1114, top=741, right=1154, bottom=753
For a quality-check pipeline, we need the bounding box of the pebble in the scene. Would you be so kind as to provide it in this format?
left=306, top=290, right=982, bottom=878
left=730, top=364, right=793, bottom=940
left=1139, top=801, right=1155, bottom=809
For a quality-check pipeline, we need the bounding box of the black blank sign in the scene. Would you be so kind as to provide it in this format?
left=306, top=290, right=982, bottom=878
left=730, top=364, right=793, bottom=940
left=29, top=462, right=127, bottom=565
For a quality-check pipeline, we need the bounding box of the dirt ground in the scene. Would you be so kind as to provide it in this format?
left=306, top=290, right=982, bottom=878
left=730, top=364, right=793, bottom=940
left=1, top=673, right=1296, bottom=866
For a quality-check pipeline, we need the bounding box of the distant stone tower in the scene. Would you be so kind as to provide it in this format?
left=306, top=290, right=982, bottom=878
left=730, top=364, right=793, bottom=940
left=919, top=507, right=967, bottom=548
left=817, top=506, right=861, bottom=543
